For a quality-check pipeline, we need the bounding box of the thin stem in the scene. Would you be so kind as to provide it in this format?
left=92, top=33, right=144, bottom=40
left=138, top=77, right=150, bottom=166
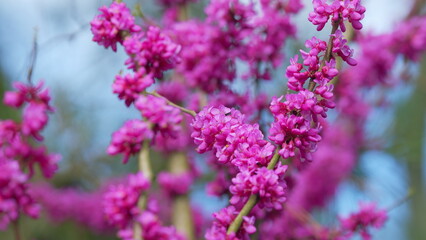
left=386, top=189, right=414, bottom=212
left=227, top=194, right=259, bottom=234
left=227, top=152, right=281, bottom=234
left=13, top=220, right=21, bottom=240
left=133, top=3, right=159, bottom=27
left=27, top=29, right=38, bottom=85
left=147, top=91, right=197, bottom=117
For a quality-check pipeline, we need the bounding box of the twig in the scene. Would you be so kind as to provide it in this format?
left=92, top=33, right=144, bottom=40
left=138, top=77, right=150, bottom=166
left=227, top=152, right=281, bottom=234
left=27, top=29, right=38, bottom=85
left=386, top=189, right=414, bottom=212
left=147, top=91, right=197, bottom=117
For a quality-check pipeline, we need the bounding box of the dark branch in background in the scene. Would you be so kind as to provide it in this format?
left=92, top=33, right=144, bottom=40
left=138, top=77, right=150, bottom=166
left=27, top=29, right=38, bottom=84
left=12, top=220, right=21, bottom=240
left=407, top=0, right=426, bottom=19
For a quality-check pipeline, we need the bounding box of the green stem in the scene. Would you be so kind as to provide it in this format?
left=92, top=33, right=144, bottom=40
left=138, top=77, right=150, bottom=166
left=227, top=152, right=281, bottom=234
left=134, top=140, right=152, bottom=240
left=169, top=152, right=195, bottom=240
left=147, top=91, right=197, bottom=117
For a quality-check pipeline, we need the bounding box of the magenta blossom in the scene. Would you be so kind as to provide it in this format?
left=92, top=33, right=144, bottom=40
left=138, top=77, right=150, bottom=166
left=308, top=0, right=366, bottom=32
left=229, top=163, right=288, bottom=210
left=90, top=1, right=141, bottom=51
left=124, top=26, right=181, bottom=79
left=340, top=203, right=388, bottom=240
left=103, top=173, right=150, bottom=230
left=107, top=119, right=153, bottom=163
left=113, top=70, right=154, bottom=107
left=135, top=95, right=182, bottom=138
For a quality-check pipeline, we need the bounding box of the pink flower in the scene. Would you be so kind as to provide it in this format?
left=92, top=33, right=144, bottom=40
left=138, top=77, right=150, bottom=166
left=229, top=163, right=287, bottom=210
left=308, top=0, right=366, bottom=32
left=27, top=146, right=60, bottom=179
left=173, top=21, right=235, bottom=92
left=124, top=27, right=181, bottom=79
left=340, top=203, right=387, bottom=240
left=135, top=95, right=182, bottom=138
left=3, top=81, right=51, bottom=109
left=107, top=120, right=153, bottom=164
left=332, top=30, right=357, bottom=66
left=157, top=172, right=193, bottom=196
left=0, top=160, right=39, bottom=230
left=103, top=173, right=150, bottom=229
left=31, top=184, right=111, bottom=232
left=22, top=102, right=49, bottom=141
left=269, top=92, right=328, bottom=161
left=205, top=206, right=255, bottom=240
left=3, top=81, right=54, bottom=141
left=113, top=70, right=154, bottom=107
left=136, top=211, right=185, bottom=240
left=191, top=105, right=244, bottom=154
left=90, top=2, right=141, bottom=51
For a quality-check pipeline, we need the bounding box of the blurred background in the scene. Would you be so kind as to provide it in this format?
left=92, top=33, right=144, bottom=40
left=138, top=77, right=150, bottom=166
left=0, top=0, right=425, bottom=239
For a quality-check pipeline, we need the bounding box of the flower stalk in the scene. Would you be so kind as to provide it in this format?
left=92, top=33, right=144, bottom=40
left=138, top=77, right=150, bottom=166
left=169, top=152, right=195, bottom=240
left=227, top=152, right=281, bottom=234
left=134, top=139, right=152, bottom=240
left=147, top=91, right=196, bottom=117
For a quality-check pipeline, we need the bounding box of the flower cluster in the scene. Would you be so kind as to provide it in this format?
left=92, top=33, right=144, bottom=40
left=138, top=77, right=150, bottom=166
left=92, top=2, right=182, bottom=107
left=135, top=211, right=185, bottom=240
left=124, top=26, right=181, bottom=79
left=103, top=173, right=150, bottom=231
left=157, top=171, right=193, bottom=196
left=172, top=0, right=301, bottom=92
left=230, top=163, right=287, bottom=210
left=173, top=20, right=236, bottom=92
left=136, top=95, right=182, bottom=138
left=107, top=119, right=153, bottom=163
left=4, top=81, right=54, bottom=140
left=271, top=15, right=358, bottom=161
left=113, top=72, right=154, bottom=107
left=191, top=105, right=275, bottom=169
left=339, top=203, right=388, bottom=240
left=0, top=161, right=39, bottom=229
left=104, top=173, right=183, bottom=240
left=31, top=184, right=110, bottom=232
left=243, top=0, right=300, bottom=79
left=205, top=206, right=256, bottom=240
left=191, top=105, right=286, bottom=237
left=0, top=81, right=59, bottom=230
left=90, top=2, right=141, bottom=51
left=87, top=1, right=403, bottom=240
left=268, top=92, right=324, bottom=161
left=308, top=0, right=366, bottom=31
